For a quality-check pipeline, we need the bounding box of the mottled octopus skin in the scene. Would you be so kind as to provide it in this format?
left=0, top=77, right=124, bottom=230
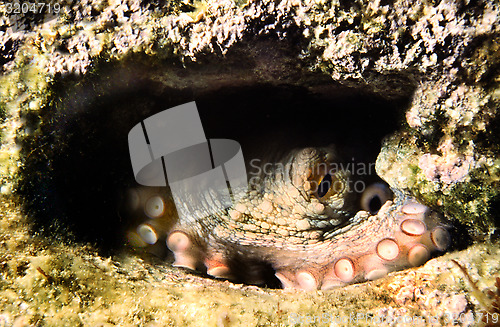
left=123, top=147, right=451, bottom=290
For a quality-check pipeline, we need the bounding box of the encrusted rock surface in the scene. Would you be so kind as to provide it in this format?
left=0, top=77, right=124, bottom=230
left=0, top=0, right=499, bottom=325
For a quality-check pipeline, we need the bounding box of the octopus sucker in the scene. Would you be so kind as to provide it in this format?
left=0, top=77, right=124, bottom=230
left=122, top=146, right=452, bottom=290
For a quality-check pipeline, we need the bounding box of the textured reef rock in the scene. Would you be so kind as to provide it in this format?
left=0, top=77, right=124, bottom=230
left=0, top=0, right=499, bottom=325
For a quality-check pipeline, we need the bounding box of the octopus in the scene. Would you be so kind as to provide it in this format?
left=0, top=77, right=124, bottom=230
left=122, top=146, right=451, bottom=291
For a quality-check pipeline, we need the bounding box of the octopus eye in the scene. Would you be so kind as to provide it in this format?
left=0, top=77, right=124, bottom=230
left=317, top=173, right=333, bottom=198
left=360, top=183, right=392, bottom=214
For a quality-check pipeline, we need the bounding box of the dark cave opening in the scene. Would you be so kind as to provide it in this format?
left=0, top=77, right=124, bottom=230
left=17, top=59, right=411, bottom=255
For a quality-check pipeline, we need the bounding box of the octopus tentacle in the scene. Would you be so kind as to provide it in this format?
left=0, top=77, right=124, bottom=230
left=123, top=146, right=451, bottom=290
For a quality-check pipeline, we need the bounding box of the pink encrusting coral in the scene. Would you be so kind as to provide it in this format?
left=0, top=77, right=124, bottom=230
left=418, top=153, right=474, bottom=186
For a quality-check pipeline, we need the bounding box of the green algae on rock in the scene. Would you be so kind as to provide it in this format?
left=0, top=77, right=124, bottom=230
left=376, top=131, right=500, bottom=240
